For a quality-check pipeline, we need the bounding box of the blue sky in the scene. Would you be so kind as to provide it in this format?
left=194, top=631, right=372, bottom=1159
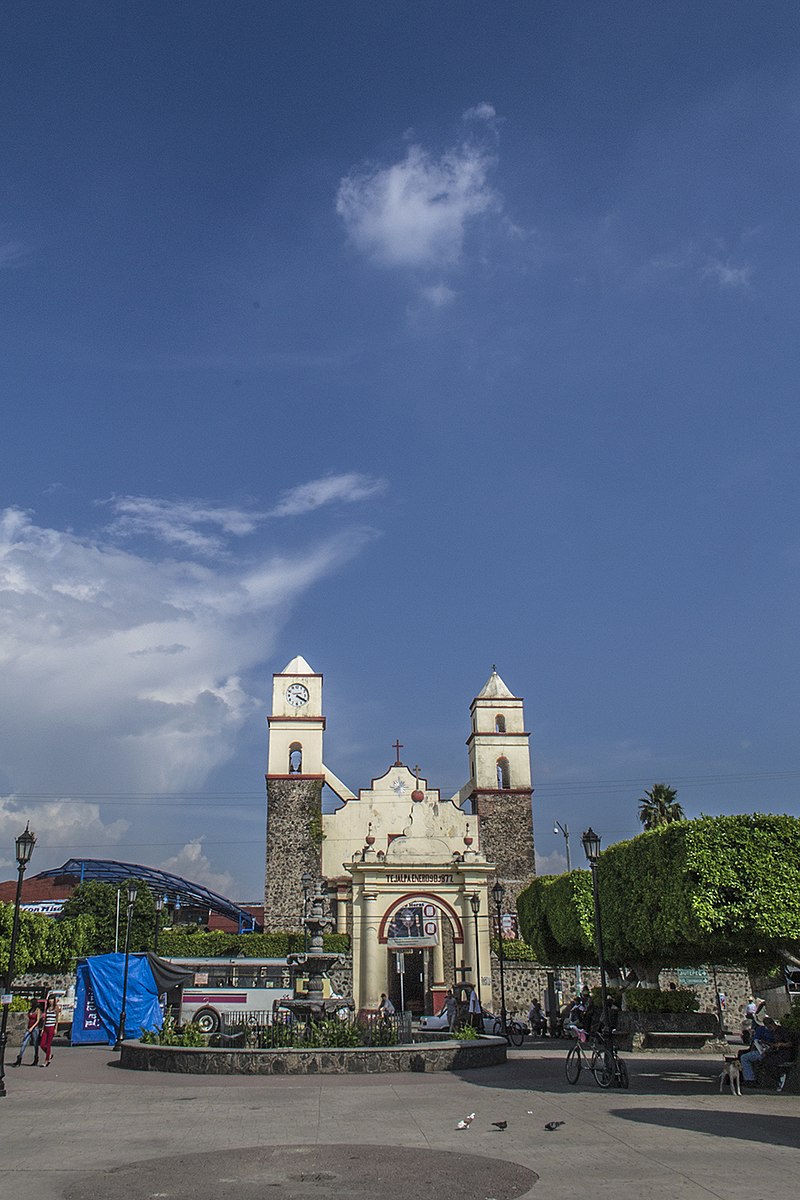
left=2, top=2, right=799, bottom=898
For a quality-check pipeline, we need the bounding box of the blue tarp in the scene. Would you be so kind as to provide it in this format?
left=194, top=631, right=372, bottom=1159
left=72, top=953, right=163, bottom=1045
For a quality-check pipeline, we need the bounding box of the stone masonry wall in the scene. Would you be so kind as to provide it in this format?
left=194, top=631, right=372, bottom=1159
left=264, top=777, right=323, bottom=931
left=472, top=788, right=535, bottom=913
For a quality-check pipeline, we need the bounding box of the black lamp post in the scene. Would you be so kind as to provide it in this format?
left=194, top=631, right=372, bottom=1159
left=491, top=880, right=507, bottom=1037
left=0, top=825, right=36, bottom=1099
left=553, top=820, right=572, bottom=871
left=581, top=827, right=610, bottom=1029
left=153, top=894, right=165, bottom=954
left=115, top=882, right=138, bottom=1051
left=301, top=871, right=313, bottom=952
left=469, top=893, right=481, bottom=1006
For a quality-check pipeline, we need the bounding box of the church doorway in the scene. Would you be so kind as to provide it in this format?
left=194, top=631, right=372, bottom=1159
left=388, top=948, right=425, bottom=1014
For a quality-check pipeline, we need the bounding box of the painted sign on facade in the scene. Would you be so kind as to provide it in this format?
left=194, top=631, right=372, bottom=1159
left=387, top=902, right=439, bottom=948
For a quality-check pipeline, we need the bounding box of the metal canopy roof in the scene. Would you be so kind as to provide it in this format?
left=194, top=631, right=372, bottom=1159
left=34, top=858, right=261, bottom=931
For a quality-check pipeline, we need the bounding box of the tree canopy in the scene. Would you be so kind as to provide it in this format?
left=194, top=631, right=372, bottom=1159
left=60, top=879, right=157, bottom=955
left=518, top=814, right=800, bottom=970
left=637, top=782, right=684, bottom=830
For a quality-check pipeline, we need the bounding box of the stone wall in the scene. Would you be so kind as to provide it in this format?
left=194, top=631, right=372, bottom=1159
left=472, top=788, right=535, bottom=913
left=490, top=958, right=754, bottom=1028
left=263, top=777, right=323, bottom=931
left=120, top=1037, right=507, bottom=1074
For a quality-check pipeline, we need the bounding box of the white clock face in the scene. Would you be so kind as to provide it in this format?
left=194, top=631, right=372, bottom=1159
left=285, top=683, right=310, bottom=708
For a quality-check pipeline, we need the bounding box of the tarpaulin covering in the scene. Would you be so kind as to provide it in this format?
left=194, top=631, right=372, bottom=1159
left=146, top=951, right=194, bottom=995
left=71, top=953, right=164, bottom=1045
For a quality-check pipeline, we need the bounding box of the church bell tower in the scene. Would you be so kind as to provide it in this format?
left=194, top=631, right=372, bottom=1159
left=264, top=655, right=325, bottom=931
left=466, top=668, right=535, bottom=911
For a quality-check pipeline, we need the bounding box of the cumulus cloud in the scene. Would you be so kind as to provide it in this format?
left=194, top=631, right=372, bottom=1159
left=336, top=140, right=500, bottom=268
left=462, top=102, right=497, bottom=123
left=160, top=838, right=234, bottom=895
left=0, top=794, right=128, bottom=873
left=0, top=499, right=378, bottom=805
left=534, top=849, right=569, bottom=876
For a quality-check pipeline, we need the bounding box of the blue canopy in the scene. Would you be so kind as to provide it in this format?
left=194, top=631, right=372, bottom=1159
left=72, top=953, right=163, bottom=1045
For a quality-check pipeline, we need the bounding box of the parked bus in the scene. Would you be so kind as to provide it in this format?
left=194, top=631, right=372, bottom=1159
left=163, top=957, right=294, bottom=1034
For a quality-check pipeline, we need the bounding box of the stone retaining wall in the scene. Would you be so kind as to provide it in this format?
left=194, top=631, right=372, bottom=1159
left=120, top=1036, right=506, bottom=1074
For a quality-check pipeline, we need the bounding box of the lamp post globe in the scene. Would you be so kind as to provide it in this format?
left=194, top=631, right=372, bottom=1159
left=0, top=824, right=36, bottom=1098
left=153, top=893, right=165, bottom=954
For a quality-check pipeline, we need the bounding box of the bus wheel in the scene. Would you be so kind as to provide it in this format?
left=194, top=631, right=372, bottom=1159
left=193, top=1008, right=220, bottom=1035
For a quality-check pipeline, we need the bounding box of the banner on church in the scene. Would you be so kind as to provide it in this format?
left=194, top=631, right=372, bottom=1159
left=387, top=903, right=439, bottom=948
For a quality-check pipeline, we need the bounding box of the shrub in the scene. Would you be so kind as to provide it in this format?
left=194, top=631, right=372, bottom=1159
left=623, top=988, right=698, bottom=1014
left=157, top=929, right=350, bottom=958
left=453, top=1023, right=480, bottom=1040
left=140, top=1013, right=206, bottom=1047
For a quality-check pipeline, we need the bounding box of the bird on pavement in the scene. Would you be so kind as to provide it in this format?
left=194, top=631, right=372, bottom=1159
left=456, top=1113, right=476, bottom=1130
left=491, top=1121, right=508, bottom=1131
left=544, top=1121, right=565, bottom=1131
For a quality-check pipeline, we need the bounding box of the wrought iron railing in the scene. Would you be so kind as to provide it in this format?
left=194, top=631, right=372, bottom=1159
left=216, top=1009, right=413, bottom=1048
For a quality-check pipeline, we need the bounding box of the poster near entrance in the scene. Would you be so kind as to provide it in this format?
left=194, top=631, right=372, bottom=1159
left=387, top=903, right=439, bottom=948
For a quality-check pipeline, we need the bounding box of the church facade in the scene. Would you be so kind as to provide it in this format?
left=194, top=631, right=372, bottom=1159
left=264, top=656, right=536, bottom=1013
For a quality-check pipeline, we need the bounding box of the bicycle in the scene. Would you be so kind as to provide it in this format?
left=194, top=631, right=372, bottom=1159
left=591, top=1027, right=629, bottom=1089
left=493, top=1014, right=526, bottom=1047
left=564, top=1027, right=629, bottom=1088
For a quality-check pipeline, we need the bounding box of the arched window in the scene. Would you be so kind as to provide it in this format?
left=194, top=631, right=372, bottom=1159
left=495, top=714, right=506, bottom=733
left=289, top=742, right=303, bottom=773
left=496, top=757, right=511, bottom=789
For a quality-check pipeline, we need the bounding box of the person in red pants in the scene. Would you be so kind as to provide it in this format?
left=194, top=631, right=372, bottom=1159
left=38, top=994, right=61, bottom=1067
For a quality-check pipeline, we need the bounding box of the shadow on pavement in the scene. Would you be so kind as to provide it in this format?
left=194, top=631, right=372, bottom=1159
left=610, top=1106, right=800, bottom=1148
left=456, top=1051, right=739, bottom=1098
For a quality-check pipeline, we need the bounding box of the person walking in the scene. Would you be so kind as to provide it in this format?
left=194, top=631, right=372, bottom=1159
left=38, top=994, right=61, bottom=1067
left=12, top=1000, right=43, bottom=1067
left=442, top=988, right=457, bottom=1031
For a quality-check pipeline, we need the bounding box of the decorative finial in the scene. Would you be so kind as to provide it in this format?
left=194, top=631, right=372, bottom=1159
left=411, top=764, right=424, bottom=803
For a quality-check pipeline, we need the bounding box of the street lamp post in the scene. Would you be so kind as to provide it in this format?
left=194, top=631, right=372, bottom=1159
left=0, top=825, right=36, bottom=1099
left=491, top=880, right=507, bottom=1037
left=553, top=820, right=571, bottom=871
left=469, top=893, right=481, bottom=1006
left=301, top=872, right=313, bottom=952
left=153, top=894, right=165, bottom=954
left=581, top=827, right=610, bottom=1029
left=115, top=883, right=138, bottom=1051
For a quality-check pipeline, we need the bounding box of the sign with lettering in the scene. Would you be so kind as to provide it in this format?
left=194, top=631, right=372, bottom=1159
left=676, top=968, right=709, bottom=986
left=387, top=902, right=439, bottom=948
left=384, top=872, right=453, bottom=884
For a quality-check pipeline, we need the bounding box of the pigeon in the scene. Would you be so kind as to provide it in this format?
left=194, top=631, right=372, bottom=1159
left=544, top=1121, right=565, bottom=1131
left=456, top=1113, right=475, bottom=1130
left=491, top=1121, right=508, bottom=1131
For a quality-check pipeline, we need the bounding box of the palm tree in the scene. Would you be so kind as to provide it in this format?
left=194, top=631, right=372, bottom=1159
left=637, top=783, right=684, bottom=831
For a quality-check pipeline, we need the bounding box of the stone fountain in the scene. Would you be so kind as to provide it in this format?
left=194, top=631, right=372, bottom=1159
left=284, top=879, right=354, bottom=1021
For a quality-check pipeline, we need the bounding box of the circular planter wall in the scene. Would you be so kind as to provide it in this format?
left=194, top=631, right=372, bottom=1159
left=120, top=1036, right=507, bottom=1075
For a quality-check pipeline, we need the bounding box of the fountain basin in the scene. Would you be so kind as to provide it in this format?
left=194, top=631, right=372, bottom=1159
left=119, top=1036, right=507, bottom=1074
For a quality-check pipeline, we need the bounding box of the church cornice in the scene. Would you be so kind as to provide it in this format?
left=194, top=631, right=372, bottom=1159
left=268, top=715, right=326, bottom=728
left=465, top=730, right=530, bottom=746
left=265, top=773, right=326, bottom=781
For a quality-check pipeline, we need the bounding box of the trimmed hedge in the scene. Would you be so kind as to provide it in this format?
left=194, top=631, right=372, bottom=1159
left=623, top=988, right=698, bottom=1014
left=157, top=928, right=350, bottom=958
left=517, top=815, right=800, bottom=970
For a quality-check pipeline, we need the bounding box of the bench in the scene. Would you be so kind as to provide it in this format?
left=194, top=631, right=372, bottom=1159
left=643, top=1031, right=715, bottom=1050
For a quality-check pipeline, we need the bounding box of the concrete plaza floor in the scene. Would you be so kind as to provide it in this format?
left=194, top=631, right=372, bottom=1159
left=1, top=1041, right=797, bottom=1200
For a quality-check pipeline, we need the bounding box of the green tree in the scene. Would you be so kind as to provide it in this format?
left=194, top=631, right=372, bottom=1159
left=637, top=783, right=684, bottom=830
left=517, top=814, right=800, bottom=972
left=60, top=879, right=156, bottom=954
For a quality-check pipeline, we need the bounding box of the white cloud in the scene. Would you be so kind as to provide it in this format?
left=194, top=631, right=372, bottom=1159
left=535, top=849, right=569, bottom=876
left=0, top=501, right=377, bottom=805
left=104, top=496, right=261, bottom=555
left=336, top=140, right=500, bottom=268
left=420, top=284, right=457, bottom=308
left=700, top=258, right=752, bottom=289
left=268, top=472, right=386, bottom=518
left=160, top=838, right=233, bottom=895
left=462, top=102, right=497, bottom=123
left=0, top=794, right=128, bottom=873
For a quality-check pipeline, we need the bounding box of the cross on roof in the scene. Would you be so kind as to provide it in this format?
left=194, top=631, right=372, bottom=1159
left=393, top=739, right=404, bottom=765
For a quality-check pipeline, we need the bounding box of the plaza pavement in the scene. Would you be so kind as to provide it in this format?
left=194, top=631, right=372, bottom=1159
left=1, top=1040, right=797, bottom=1200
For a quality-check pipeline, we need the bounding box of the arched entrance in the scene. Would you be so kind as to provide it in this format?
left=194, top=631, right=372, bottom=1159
left=379, top=893, right=464, bottom=1015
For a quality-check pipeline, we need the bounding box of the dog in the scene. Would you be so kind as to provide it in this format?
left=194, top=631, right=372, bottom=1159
left=719, top=1055, right=743, bottom=1095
